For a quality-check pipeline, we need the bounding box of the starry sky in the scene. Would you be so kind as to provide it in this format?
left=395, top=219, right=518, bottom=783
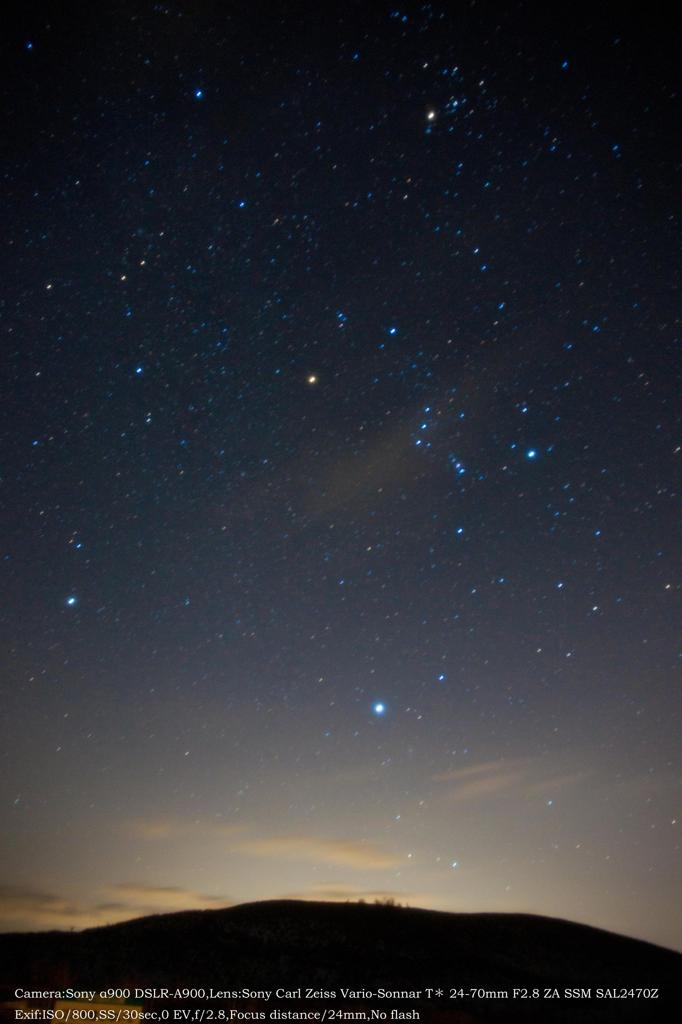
left=1, top=1, right=680, bottom=951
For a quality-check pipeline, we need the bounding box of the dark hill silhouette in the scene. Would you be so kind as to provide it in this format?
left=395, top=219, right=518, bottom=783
left=1, top=900, right=679, bottom=1023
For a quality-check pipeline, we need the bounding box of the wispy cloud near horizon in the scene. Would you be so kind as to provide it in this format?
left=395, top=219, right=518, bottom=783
left=232, top=834, right=401, bottom=869
left=0, top=881, right=231, bottom=934
left=124, top=817, right=400, bottom=870
left=125, top=817, right=246, bottom=841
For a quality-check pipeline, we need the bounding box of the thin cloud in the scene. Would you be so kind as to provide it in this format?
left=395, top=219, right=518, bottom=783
left=127, top=817, right=178, bottom=840
left=1, top=874, right=417, bottom=934
left=233, top=834, right=401, bottom=869
left=126, top=818, right=398, bottom=870
left=126, top=817, right=245, bottom=841
left=0, top=883, right=77, bottom=918
left=433, top=758, right=587, bottom=804
left=304, top=416, right=421, bottom=517
left=0, top=881, right=231, bottom=933
left=525, top=771, right=588, bottom=797
left=444, top=770, right=529, bottom=802
left=432, top=757, right=531, bottom=784
left=0, top=884, right=126, bottom=932
left=109, top=882, right=228, bottom=909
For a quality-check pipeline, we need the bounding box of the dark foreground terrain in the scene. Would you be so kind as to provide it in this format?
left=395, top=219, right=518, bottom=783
left=1, top=900, right=680, bottom=1023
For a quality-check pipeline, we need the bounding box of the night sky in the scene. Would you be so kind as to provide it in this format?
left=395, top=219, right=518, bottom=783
left=1, top=2, right=680, bottom=951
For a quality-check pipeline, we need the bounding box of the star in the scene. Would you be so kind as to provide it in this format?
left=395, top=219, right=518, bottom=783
left=372, top=702, right=386, bottom=716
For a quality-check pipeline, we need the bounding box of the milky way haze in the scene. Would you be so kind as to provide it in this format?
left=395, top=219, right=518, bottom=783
left=1, top=2, right=679, bottom=951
